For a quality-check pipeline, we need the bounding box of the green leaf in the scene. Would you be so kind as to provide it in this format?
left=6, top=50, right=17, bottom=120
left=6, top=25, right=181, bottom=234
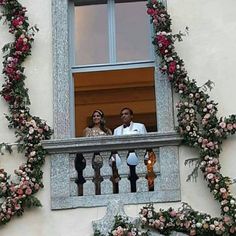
left=23, top=196, right=42, bottom=208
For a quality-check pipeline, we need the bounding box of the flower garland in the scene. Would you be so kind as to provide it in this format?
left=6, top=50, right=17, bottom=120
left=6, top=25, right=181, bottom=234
left=0, top=0, right=52, bottom=226
left=140, top=0, right=236, bottom=235
left=94, top=215, right=149, bottom=236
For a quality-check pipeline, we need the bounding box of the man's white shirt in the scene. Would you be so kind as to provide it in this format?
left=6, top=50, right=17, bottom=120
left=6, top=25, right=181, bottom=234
left=113, top=121, right=147, bottom=165
left=113, top=121, right=147, bottom=136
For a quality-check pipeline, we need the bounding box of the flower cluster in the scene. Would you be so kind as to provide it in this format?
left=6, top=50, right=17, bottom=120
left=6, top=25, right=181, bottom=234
left=140, top=204, right=236, bottom=235
left=145, top=0, right=236, bottom=235
left=94, top=215, right=149, bottom=236
left=0, top=0, right=52, bottom=226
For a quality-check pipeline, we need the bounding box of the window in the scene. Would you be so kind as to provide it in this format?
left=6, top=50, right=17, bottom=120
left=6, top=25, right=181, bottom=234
left=73, top=0, right=156, bottom=136
left=47, top=0, right=180, bottom=210
left=74, top=0, right=153, bottom=65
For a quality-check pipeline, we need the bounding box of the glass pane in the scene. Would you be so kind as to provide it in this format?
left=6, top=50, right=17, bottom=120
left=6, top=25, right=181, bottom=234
left=115, top=1, right=151, bottom=62
left=74, top=5, right=109, bottom=65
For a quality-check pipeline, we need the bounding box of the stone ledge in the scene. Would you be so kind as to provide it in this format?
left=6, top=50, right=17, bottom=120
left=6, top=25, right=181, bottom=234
left=42, top=132, right=182, bottom=154
left=51, top=189, right=181, bottom=209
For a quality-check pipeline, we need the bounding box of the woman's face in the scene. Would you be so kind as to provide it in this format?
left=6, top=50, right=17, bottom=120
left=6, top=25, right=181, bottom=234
left=92, top=111, right=102, bottom=125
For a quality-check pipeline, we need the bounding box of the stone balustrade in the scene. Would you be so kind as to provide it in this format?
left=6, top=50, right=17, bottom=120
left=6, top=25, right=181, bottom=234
left=42, top=132, right=182, bottom=209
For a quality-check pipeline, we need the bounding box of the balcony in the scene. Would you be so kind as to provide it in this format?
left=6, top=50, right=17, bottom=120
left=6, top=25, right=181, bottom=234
left=42, top=132, right=182, bottom=209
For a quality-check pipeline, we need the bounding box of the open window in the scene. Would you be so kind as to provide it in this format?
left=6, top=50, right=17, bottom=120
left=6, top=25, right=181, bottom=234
left=72, top=0, right=156, bottom=136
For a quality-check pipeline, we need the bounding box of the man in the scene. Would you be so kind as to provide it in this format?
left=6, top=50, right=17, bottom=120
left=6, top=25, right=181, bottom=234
left=113, top=108, right=147, bottom=192
left=113, top=108, right=147, bottom=135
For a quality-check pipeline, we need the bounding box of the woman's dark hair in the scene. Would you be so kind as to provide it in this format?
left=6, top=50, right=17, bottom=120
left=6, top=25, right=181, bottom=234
left=88, top=109, right=110, bottom=134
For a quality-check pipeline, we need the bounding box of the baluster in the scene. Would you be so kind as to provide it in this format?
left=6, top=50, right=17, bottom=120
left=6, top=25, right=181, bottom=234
left=92, top=152, right=104, bottom=195
left=127, top=150, right=139, bottom=192
left=136, top=149, right=148, bottom=192
left=117, top=151, right=129, bottom=193
left=145, top=149, right=157, bottom=191
left=74, top=153, right=86, bottom=196
left=83, top=153, right=95, bottom=196
left=70, top=154, right=78, bottom=196
left=100, top=151, right=113, bottom=195
left=109, top=152, right=120, bottom=194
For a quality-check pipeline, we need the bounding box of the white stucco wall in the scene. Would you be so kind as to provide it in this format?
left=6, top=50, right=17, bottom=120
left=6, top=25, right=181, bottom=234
left=0, top=0, right=236, bottom=235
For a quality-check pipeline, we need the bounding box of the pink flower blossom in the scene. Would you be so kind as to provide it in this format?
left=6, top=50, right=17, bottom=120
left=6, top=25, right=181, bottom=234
left=219, top=122, right=226, bottom=129
left=168, top=61, right=177, bottom=74
left=147, top=8, right=155, bottom=16
left=17, top=188, right=23, bottom=195
left=184, top=221, right=190, bottom=229
left=12, top=16, right=25, bottom=28
left=25, top=188, right=32, bottom=195
left=223, top=206, right=229, bottom=212
left=206, top=173, right=214, bottom=180
left=227, top=123, right=233, bottom=130
left=169, top=210, right=177, bottom=217
left=189, top=229, right=196, bottom=235
left=220, top=188, right=226, bottom=193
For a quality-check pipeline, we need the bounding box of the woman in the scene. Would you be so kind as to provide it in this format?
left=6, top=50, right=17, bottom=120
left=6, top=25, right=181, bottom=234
left=83, top=109, right=112, bottom=137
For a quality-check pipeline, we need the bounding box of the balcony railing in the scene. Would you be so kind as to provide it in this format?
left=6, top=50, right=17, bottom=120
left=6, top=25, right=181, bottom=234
left=42, top=132, right=182, bottom=209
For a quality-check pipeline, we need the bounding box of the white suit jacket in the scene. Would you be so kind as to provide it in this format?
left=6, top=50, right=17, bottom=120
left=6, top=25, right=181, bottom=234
left=113, top=122, right=147, bottom=165
left=113, top=122, right=147, bottom=136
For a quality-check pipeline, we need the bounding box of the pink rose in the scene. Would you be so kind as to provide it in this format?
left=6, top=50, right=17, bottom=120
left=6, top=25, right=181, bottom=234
left=15, top=204, right=21, bottom=210
left=17, top=188, right=24, bottom=195
left=12, top=16, right=25, bottom=28
left=154, top=220, right=161, bottom=228
left=170, top=210, right=177, bottom=217
left=220, top=188, right=226, bottom=193
left=206, top=173, right=214, bottom=179
left=34, top=183, right=40, bottom=190
left=223, top=206, right=229, bottom=212
left=230, top=227, right=235, bottom=233
left=219, top=122, right=226, bottom=129
left=168, top=61, right=176, bottom=74
left=227, top=123, right=233, bottom=130
left=223, top=216, right=232, bottom=225
left=202, top=139, right=208, bottom=145
left=206, top=141, right=214, bottom=148
left=184, top=221, right=191, bottom=229
left=204, top=113, right=211, bottom=119
left=147, top=8, right=155, bottom=16
left=156, top=34, right=171, bottom=54
left=25, top=188, right=32, bottom=195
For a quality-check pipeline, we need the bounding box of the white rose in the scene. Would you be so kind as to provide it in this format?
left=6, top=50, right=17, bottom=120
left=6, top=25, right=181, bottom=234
left=196, top=222, right=202, bottom=228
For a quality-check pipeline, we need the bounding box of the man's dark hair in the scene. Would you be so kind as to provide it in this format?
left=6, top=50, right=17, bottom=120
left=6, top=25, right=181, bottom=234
left=120, top=107, right=133, bottom=116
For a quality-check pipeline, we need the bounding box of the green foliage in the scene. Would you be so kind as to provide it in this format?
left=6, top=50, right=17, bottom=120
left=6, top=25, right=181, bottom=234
left=0, top=142, right=13, bottom=155
left=23, top=196, right=42, bottom=208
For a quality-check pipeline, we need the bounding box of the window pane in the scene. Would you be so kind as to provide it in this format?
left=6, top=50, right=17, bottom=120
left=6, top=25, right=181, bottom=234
left=74, top=5, right=109, bottom=65
left=115, top=1, right=151, bottom=62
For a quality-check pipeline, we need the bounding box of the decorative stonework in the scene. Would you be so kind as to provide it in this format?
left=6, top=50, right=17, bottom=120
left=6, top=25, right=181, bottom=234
left=92, top=200, right=137, bottom=235
left=92, top=200, right=186, bottom=236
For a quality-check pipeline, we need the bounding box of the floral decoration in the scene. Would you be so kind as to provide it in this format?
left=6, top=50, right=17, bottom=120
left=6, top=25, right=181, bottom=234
left=94, top=215, right=149, bottom=236
left=0, top=0, right=52, bottom=226
left=141, top=0, right=236, bottom=235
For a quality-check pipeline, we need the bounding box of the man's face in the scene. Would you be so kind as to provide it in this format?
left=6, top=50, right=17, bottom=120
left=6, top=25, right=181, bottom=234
left=120, top=109, right=133, bottom=125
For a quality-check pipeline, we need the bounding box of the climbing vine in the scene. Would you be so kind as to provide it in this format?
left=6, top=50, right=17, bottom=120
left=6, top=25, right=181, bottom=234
left=138, top=1, right=236, bottom=235
left=0, top=0, right=52, bottom=226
